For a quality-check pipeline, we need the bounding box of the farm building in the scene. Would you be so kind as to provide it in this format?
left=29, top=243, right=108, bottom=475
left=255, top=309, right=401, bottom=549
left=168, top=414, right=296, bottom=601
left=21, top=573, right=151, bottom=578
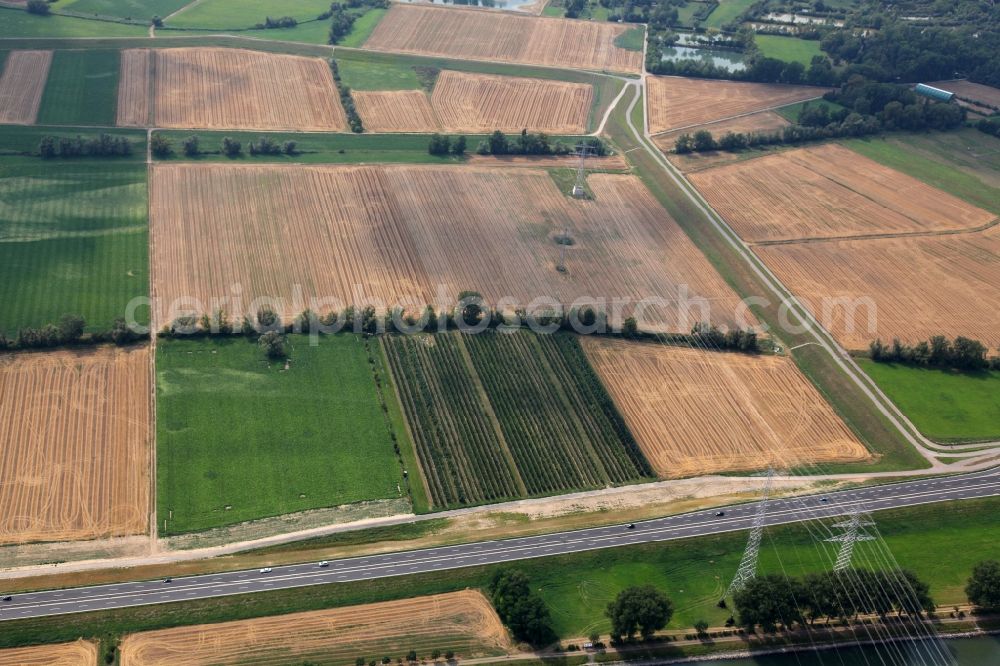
left=914, top=83, right=955, bottom=102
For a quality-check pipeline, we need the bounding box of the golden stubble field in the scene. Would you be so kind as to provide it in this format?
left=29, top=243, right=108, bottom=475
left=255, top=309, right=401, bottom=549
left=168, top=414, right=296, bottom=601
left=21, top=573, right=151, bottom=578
left=117, top=48, right=347, bottom=131
left=0, top=640, right=97, bottom=666
left=355, top=70, right=593, bottom=133
left=149, top=163, right=749, bottom=332
left=0, top=50, right=52, bottom=125
left=690, top=144, right=997, bottom=242
left=365, top=4, right=642, bottom=73
left=582, top=337, right=870, bottom=477
left=647, top=75, right=822, bottom=134
left=119, top=591, right=511, bottom=665
left=0, top=347, right=150, bottom=545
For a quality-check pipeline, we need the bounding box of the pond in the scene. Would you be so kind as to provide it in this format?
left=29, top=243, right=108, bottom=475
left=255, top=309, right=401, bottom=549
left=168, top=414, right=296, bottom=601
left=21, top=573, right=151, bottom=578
left=398, top=0, right=543, bottom=13
left=660, top=44, right=747, bottom=72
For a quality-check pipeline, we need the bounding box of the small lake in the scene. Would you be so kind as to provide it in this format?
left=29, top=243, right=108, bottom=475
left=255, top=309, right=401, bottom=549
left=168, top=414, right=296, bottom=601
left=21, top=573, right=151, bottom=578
left=399, top=0, right=542, bottom=13
left=694, top=635, right=1000, bottom=665
left=764, top=12, right=844, bottom=26
left=660, top=45, right=746, bottom=72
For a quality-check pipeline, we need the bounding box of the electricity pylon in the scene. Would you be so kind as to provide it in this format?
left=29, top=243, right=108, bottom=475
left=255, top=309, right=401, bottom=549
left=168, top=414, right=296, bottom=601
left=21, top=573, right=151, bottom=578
left=826, top=507, right=875, bottom=571
left=571, top=143, right=591, bottom=197
left=723, top=466, right=776, bottom=600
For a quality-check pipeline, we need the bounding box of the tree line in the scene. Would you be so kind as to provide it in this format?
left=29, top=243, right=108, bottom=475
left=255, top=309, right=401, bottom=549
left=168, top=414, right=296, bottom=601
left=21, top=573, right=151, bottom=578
left=0, top=314, right=143, bottom=352
left=151, top=134, right=298, bottom=159
left=38, top=134, right=133, bottom=159
left=329, top=60, right=364, bottom=133
left=869, top=335, right=998, bottom=372
left=455, top=130, right=609, bottom=157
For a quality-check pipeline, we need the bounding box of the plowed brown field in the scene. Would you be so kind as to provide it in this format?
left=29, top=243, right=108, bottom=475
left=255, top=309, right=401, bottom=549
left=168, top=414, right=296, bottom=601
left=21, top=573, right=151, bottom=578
left=756, top=225, right=1000, bottom=350
left=0, top=50, right=52, bottom=125
left=691, top=144, right=997, bottom=242
left=118, top=48, right=346, bottom=131
left=119, top=591, right=511, bottom=665
left=582, top=337, right=870, bottom=477
left=647, top=76, right=822, bottom=134
left=116, top=48, right=152, bottom=127
left=149, top=163, right=748, bottom=332
left=928, top=80, right=1000, bottom=108
left=0, top=347, right=150, bottom=545
left=353, top=89, right=438, bottom=132
left=0, top=640, right=97, bottom=666
left=365, top=4, right=642, bottom=73
left=432, top=70, right=592, bottom=133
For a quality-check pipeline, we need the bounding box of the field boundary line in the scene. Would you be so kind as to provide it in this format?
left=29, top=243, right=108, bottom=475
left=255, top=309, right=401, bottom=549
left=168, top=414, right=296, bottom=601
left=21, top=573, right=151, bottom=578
left=647, top=96, right=825, bottom=137
left=145, top=129, right=158, bottom=551
left=751, top=216, right=1000, bottom=247
left=453, top=333, right=528, bottom=496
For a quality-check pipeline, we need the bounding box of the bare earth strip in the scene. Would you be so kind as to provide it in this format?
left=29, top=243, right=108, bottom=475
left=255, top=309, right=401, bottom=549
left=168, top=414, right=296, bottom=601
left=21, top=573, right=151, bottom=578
left=0, top=50, right=52, bottom=125
left=117, top=49, right=152, bottom=127
left=149, top=164, right=749, bottom=332
left=353, top=89, right=439, bottom=132
left=432, top=70, right=592, bottom=134
left=365, top=4, right=641, bottom=74
left=690, top=144, right=996, bottom=243
left=755, top=225, right=1000, bottom=351
left=150, top=48, right=346, bottom=131
left=0, top=640, right=97, bottom=666
left=119, top=590, right=511, bottom=665
left=0, top=347, right=150, bottom=545
left=928, top=80, right=1000, bottom=108
left=646, top=76, right=823, bottom=134
left=582, top=338, right=870, bottom=477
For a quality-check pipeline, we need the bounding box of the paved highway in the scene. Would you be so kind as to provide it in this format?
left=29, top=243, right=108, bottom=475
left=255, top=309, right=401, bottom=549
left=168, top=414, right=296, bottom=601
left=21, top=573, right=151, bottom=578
left=1, top=468, right=997, bottom=621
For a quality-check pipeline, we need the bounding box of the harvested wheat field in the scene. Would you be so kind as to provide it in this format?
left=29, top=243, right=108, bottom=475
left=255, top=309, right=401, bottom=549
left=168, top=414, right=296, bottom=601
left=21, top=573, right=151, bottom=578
left=365, top=4, right=641, bottom=73
left=756, top=225, right=1000, bottom=351
left=647, top=76, right=822, bottom=134
left=119, top=591, right=511, bottom=665
left=116, top=48, right=153, bottom=127
left=0, top=50, right=52, bottom=125
left=691, top=144, right=997, bottom=243
left=654, top=110, right=789, bottom=155
left=582, top=337, right=869, bottom=477
left=117, top=48, right=346, bottom=131
left=0, top=347, right=150, bottom=545
left=150, top=163, right=748, bottom=332
left=353, top=89, right=438, bottom=132
left=928, top=80, right=1000, bottom=108
left=432, top=70, right=592, bottom=133
left=0, top=640, right=97, bottom=666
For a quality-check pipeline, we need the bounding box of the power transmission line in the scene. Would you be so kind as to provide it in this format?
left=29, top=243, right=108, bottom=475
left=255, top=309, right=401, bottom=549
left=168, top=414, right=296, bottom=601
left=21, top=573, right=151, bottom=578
left=723, top=466, right=776, bottom=600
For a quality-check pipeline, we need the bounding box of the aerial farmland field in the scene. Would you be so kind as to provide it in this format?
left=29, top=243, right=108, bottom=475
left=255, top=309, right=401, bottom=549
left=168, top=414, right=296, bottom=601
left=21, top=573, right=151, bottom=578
left=689, top=144, right=996, bottom=242
left=646, top=76, right=822, bottom=134
left=118, top=590, right=511, bottom=665
left=0, top=639, right=97, bottom=666
left=383, top=331, right=651, bottom=508
left=0, top=346, right=150, bottom=545
left=149, top=163, right=748, bottom=332
left=352, top=89, right=439, bottom=133
left=364, top=4, right=642, bottom=74
left=0, top=157, right=149, bottom=335
left=156, top=335, right=408, bottom=534
left=581, top=338, right=869, bottom=477
left=117, top=48, right=347, bottom=131
left=0, top=50, right=52, bottom=125
left=37, top=49, right=120, bottom=126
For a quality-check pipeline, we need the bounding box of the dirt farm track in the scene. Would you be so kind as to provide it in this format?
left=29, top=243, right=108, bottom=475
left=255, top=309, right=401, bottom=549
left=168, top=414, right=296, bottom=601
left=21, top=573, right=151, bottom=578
left=582, top=337, right=869, bottom=477
left=0, top=347, right=150, bottom=545
left=364, top=4, right=642, bottom=74
left=119, top=591, right=511, bottom=665
left=149, top=163, right=749, bottom=332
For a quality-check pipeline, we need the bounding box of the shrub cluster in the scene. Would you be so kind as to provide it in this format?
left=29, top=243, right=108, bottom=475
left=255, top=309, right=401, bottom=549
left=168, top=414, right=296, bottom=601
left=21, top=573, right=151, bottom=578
left=488, top=570, right=555, bottom=646
left=976, top=117, right=1000, bottom=139
left=427, top=134, right=466, bottom=156
left=0, top=315, right=144, bottom=352
left=327, top=0, right=390, bottom=44
left=39, top=134, right=133, bottom=159
left=249, top=135, right=298, bottom=156
left=254, top=16, right=297, bottom=29
left=328, top=60, right=364, bottom=133
left=26, top=0, right=51, bottom=16
left=869, top=335, right=997, bottom=371
left=471, top=130, right=608, bottom=157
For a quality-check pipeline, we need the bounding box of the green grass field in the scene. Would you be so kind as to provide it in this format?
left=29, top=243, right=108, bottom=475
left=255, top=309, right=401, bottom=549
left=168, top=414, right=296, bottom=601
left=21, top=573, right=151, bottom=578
left=703, top=0, right=755, bottom=28
left=156, top=335, right=407, bottom=534
left=164, top=0, right=335, bottom=43
left=843, top=129, right=1000, bottom=216
left=0, top=496, right=995, bottom=649
left=338, top=59, right=422, bottom=91
left=53, top=0, right=192, bottom=19
left=614, top=26, right=645, bottom=52
left=37, top=50, right=120, bottom=126
left=0, top=6, right=149, bottom=38
left=857, top=360, right=1000, bottom=442
left=755, top=34, right=824, bottom=65
left=340, top=8, right=386, bottom=48
left=0, top=156, right=148, bottom=335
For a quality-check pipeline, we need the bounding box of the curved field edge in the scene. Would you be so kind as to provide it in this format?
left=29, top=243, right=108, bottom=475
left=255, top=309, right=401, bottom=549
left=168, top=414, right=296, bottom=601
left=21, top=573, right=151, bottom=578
left=0, top=496, right=995, bottom=649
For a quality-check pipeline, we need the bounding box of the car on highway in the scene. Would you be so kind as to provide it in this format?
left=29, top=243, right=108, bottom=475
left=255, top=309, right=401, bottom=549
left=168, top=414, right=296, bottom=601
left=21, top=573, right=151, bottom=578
left=626, top=524, right=635, bottom=530
left=318, top=561, right=329, bottom=568
left=821, top=497, right=829, bottom=502
left=715, top=511, right=726, bottom=517
left=2, top=595, right=12, bottom=602
left=162, top=577, right=171, bottom=584
left=259, top=568, right=272, bottom=574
